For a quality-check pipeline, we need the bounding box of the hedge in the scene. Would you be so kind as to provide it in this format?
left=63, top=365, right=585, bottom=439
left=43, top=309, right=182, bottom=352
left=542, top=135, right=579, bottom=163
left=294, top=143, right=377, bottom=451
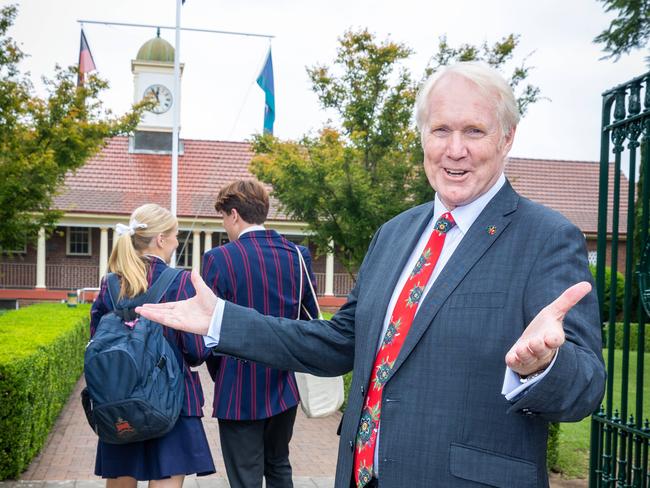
left=602, top=323, right=650, bottom=352
left=0, top=303, right=90, bottom=480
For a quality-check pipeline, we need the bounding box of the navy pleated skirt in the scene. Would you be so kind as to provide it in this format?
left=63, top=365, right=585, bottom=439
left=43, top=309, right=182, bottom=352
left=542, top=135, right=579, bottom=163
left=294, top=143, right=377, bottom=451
left=94, top=416, right=215, bottom=480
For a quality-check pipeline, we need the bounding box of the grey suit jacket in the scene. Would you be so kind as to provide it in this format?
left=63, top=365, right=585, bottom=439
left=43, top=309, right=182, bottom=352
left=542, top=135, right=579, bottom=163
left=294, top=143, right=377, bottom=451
left=215, top=181, right=606, bottom=487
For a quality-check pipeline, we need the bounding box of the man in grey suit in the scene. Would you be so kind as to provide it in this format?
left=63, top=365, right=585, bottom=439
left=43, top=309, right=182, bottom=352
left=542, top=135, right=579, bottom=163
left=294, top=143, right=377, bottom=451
left=138, top=62, right=605, bottom=487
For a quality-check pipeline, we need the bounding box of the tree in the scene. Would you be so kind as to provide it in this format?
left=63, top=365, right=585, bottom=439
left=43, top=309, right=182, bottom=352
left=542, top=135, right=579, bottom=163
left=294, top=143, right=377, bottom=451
left=594, top=0, right=650, bottom=61
left=0, top=4, right=145, bottom=250
left=426, top=34, right=541, bottom=118
left=251, top=29, right=540, bottom=276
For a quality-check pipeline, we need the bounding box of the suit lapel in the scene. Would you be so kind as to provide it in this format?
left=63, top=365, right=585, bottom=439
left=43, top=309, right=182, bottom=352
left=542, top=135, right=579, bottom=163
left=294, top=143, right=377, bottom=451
left=358, top=203, right=434, bottom=383
left=389, top=182, right=519, bottom=378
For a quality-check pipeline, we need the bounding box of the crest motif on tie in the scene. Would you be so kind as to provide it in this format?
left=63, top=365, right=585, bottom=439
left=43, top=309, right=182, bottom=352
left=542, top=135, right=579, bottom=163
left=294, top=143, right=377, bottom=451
left=357, top=462, right=373, bottom=486
left=372, top=357, right=395, bottom=390
left=406, top=283, right=424, bottom=307
left=382, top=318, right=401, bottom=346
left=436, top=216, right=453, bottom=234
left=357, top=404, right=380, bottom=449
left=410, top=248, right=432, bottom=278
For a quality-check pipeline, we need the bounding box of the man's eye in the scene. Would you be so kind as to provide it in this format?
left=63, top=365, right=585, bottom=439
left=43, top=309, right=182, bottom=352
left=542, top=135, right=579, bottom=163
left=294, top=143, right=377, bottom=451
left=431, top=127, right=450, bottom=136
left=466, top=128, right=484, bottom=137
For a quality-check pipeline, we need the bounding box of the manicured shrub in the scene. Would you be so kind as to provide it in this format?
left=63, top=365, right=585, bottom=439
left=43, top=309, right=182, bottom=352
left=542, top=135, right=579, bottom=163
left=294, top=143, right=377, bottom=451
left=0, top=303, right=90, bottom=480
left=602, top=323, right=650, bottom=352
left=590, top=265, right=625, bottom=321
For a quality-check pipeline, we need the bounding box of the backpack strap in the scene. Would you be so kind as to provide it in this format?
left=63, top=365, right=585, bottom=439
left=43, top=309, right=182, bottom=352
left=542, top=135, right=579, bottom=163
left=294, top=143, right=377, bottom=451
left=139, top=267, right=183, bottom=306
left=108, top=267, right=182, bottom=322
left=105, top=273, right=121, bottom=311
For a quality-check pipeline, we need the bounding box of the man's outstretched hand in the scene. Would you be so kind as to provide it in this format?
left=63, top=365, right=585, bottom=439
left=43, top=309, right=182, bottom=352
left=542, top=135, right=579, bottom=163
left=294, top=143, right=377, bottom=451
left=136, top=270, right=216, bottom=335
left=505, top=281, right=592, bottom=376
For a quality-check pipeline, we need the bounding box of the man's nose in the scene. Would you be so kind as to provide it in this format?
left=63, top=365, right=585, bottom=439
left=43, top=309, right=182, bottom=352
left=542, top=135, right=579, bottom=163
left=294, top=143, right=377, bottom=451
left=445, top=131, right=468, bottom=159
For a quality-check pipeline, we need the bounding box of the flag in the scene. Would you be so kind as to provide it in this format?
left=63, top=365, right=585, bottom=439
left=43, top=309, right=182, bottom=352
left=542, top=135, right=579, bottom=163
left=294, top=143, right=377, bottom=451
left=77, top=29, right=96, bottom=86
left=256, top=49, right=275, bottom=134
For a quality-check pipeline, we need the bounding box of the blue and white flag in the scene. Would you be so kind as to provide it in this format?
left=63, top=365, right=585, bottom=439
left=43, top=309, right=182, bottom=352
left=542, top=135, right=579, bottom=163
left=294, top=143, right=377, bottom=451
left=256, top=49, right=275, bottom=134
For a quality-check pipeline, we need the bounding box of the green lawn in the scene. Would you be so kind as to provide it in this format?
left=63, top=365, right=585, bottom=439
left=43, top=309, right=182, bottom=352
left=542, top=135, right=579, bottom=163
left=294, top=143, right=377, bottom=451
left=555, top=349, right=650, bottom=478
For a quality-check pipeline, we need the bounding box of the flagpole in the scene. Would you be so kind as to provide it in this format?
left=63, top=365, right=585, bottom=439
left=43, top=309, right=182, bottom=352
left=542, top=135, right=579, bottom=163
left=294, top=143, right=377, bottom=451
left=170, top=0, right=182, bottom=268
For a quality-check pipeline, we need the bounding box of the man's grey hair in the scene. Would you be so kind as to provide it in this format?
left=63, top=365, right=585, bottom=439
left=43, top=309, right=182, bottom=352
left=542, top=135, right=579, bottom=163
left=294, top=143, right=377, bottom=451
left=414, top=62, right=520, bottom=144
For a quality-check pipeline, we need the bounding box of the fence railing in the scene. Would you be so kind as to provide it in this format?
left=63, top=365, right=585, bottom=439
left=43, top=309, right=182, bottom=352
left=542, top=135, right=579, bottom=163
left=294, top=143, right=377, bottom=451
left=0, top=263, right=99, bottom=290
left=312, top=272, right=355, bottom=297
left=0, top=262, right=36, bottom=288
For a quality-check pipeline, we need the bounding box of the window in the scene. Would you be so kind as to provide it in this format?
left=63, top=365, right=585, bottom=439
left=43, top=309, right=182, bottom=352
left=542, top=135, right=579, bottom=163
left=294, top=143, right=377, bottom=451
left=176, top=231, right=193, bottom=269
left=67, top=227, right=91, bottom=256
left=587, top=250, right=597, bottom=266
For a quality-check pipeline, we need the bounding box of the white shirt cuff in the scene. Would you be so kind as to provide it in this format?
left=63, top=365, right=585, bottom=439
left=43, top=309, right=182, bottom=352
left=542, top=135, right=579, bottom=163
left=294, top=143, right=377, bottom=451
left=203, top=298, right=225, bottom=347
left=501, top=351, right=558, bottom=401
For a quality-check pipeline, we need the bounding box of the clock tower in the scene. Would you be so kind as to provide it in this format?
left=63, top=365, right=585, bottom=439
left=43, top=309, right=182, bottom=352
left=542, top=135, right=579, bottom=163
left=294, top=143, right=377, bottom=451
left=130, top=29, right=184, bottom=153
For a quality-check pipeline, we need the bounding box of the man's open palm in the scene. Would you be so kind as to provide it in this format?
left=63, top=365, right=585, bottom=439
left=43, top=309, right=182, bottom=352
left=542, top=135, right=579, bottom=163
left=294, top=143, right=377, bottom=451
left=136, top=271, right=216, bottom=335
left=505, top=281, right=592, bottom=376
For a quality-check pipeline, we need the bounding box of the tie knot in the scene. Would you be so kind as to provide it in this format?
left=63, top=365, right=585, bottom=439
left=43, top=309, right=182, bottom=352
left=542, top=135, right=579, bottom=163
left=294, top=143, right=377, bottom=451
left=434, top=212, right=455, bottom=234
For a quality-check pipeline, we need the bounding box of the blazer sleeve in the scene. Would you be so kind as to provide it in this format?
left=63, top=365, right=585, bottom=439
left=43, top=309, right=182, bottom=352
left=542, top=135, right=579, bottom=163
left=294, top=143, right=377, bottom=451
left=213, top=226, right=384, bottom=377
left=509, top=222, right=606, bottom=422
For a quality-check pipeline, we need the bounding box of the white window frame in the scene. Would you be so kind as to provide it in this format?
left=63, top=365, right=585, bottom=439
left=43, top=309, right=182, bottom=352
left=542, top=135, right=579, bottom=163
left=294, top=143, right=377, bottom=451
left=176, top=231, right=193, bottom=269
left=66, top=226, right=92, bottom=256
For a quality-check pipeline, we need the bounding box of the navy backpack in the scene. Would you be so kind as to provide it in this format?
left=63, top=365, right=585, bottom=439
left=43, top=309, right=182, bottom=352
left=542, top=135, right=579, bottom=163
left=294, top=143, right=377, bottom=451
left=82, top=268, right=185, bottom=444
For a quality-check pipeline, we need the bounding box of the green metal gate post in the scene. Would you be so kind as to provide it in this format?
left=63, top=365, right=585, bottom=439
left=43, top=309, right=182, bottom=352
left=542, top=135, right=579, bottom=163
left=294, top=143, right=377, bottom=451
left=590, top=72, right=650, bottom=488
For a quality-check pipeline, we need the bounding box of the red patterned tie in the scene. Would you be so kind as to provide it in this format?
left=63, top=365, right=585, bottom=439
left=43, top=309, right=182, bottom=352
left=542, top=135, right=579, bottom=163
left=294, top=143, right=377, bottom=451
left=353, top=212, right=456, bottom=487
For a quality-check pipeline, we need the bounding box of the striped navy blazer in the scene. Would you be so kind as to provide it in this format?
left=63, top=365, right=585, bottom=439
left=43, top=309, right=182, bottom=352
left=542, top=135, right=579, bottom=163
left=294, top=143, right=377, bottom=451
left=202, top=229, right=319, bottom=420
left=90, top=256, right=211, bottom=417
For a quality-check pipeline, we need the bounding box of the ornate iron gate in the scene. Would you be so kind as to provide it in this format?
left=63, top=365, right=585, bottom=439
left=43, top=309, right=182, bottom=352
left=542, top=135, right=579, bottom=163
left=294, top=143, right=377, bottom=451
left=591, top=71, right=650, bottom=487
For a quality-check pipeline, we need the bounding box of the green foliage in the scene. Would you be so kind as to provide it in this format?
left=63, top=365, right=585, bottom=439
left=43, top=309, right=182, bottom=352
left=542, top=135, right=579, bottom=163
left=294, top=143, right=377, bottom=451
left=251, top=28, right=539, bottom=274
left=0, top=4, right=146, bottom=250
left=426, top=34, right=541, bottom=117
left=0, top=303, right=90, bottom=480
left=602, top=322, right=650, bottom=351
left=594, top=0, right=650, bottom=62
left=590, top=265, right=625, bottom=320
left=547, top=423, right=561, bottom=471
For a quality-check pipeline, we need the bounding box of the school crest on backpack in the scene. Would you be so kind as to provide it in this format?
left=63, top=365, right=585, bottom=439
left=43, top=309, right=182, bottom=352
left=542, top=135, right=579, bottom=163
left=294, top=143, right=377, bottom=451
left=82, top=268, right=185, bottom=444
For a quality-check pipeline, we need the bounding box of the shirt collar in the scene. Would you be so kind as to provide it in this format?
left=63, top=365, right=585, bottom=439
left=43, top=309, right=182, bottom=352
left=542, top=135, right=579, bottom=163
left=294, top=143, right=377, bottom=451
left=433, top=173, right=506, bottom=235
left=238, top=224, right=266, bottom=238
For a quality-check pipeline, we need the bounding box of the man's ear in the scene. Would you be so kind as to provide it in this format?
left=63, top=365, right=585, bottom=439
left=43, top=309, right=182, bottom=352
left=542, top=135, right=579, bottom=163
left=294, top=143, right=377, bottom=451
left=230, top=208, right=239, bottom=223
left=501, top=126, right=517, bottom=157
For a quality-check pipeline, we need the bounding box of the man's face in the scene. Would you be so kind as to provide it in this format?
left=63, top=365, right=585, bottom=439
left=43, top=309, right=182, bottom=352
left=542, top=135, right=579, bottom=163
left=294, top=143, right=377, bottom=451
left=422, top=74, right=515, bottom=210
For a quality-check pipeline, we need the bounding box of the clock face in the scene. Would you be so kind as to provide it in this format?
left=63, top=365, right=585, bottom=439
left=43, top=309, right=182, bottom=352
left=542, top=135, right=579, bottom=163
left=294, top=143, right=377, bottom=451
left=143, top=84, right=173, bottom=114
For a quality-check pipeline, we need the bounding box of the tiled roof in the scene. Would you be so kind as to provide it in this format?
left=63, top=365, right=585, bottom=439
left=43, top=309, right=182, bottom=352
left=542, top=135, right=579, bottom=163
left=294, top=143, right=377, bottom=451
left=54, top=136, right=288, bottom=221
left=54, top=137, right=629, bottom=235
left=505, top=157, right=628, bottom=235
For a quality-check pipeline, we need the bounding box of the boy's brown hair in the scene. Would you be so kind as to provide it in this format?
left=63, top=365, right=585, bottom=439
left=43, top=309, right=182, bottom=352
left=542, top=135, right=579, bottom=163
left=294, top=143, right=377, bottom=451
left=214, top=179, right=270, bottom=224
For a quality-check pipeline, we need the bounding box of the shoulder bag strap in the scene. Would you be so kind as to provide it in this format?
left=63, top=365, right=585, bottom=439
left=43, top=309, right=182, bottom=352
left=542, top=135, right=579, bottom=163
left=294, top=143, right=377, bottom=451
left=294, top=245, right=323, bottom=320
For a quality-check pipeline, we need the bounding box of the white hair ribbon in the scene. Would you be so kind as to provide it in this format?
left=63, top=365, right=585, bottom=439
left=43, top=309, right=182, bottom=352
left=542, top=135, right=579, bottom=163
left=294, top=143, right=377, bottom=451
left=115, top=219, right=148, bottom=237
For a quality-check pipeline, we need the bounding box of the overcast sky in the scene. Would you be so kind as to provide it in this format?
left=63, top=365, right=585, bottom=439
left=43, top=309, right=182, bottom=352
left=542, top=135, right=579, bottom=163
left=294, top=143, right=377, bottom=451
left=9, top=0, right=649, bottom=163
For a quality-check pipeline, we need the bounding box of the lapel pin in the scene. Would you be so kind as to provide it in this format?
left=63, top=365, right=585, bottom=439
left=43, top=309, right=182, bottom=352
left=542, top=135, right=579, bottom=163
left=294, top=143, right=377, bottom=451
left=487, top=225, right=496, bottom=236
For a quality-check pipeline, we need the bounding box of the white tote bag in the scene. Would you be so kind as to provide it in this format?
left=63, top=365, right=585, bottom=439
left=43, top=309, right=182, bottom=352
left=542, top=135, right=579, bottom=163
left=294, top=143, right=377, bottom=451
left=294, top=246, right=345, bottom=418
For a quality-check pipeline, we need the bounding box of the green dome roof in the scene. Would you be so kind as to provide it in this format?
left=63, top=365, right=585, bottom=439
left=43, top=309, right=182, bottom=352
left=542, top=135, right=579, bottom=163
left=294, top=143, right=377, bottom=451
left=136, top=30, right=174, bottom=62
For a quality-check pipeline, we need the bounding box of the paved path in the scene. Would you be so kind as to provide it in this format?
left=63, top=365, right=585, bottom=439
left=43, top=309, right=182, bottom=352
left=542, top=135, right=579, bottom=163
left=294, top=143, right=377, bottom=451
left=9, top=364, right=586, bottom=487
left=18, top=364, right=340, bottom=484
